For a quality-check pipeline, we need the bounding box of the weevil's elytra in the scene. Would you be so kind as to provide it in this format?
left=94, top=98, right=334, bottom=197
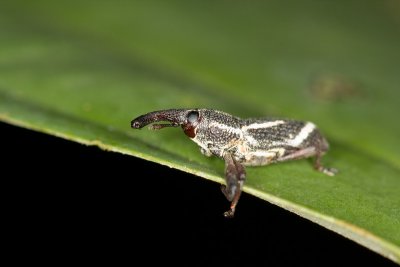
left=131, top=108, right=337, bottom=218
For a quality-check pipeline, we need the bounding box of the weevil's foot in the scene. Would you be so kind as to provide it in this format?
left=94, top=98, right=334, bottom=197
left=220, top=185, right=234, bottom=201
left=220, top=184, right=226, bottom=192
left=223, top=209, right=235, bottom=218
left=200, top=148, right=213, bottom=157
left=318, top=166, right=338, bottom=176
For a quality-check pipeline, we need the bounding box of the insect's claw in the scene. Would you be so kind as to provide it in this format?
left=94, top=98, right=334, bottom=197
left=224, top=209, right=235, bottom=218
left=319, top=167, right=338, bottom=176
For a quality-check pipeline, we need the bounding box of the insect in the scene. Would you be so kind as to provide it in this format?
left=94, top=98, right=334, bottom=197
left=131, top=109, right=336, bottom=218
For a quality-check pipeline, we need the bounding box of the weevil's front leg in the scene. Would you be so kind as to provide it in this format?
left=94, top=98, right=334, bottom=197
left=221, top=153, right=246, bottom=218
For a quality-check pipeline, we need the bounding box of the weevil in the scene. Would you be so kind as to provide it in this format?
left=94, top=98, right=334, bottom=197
left=131, top=109, right=336, bottom=218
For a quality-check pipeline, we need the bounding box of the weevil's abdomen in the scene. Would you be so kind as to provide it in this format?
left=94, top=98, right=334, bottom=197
left=238, top=119, right=329, bottom=166
left=302, top=126, right=329, bottom=152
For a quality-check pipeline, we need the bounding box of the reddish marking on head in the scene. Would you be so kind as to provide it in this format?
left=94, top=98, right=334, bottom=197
left=183, top=125, right=196, bottom=138
left=182, top=110, right=201, bottom=138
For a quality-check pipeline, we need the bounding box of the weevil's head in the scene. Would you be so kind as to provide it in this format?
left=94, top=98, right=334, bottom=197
left=131, top=109, right=202, bottom=138
left=131, top=108, right=240, bottom=139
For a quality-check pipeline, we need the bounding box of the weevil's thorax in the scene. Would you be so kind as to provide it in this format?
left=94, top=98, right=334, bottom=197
left=191, top=109, right=242, bottom=158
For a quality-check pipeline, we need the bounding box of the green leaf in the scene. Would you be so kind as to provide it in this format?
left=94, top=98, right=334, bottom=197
left=1, top=0, right=399, bottom=263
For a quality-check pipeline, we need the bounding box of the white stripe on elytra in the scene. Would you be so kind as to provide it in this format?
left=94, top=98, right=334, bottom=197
left=242, top=120, right=285, bottom=131
left=287, top=122, right=315, bottom=147
left=209, top=122, right=242, bottom=136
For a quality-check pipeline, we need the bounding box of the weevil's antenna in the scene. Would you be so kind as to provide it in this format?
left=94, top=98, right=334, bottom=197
left=149, top=123, right=179, bottom=130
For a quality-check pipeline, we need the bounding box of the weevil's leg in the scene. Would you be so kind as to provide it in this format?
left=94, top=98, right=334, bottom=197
left=276, top=147, right=316, bottom=162
left=227, top=159, right=246, bottom=218
left=221, top=153, right=246, bottom=218
left=314, top=138, right=337, bottom=176
left=221, top=153, right=237, bottom=202
left=314, top=149, right=337, bottom=176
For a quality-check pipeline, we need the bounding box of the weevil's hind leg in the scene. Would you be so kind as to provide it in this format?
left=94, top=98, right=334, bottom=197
left=314, top=137, right=338, bottom=176
left=276, top=147, right=317, bottom=162
left=314, top=149, right=337, bottom=176
left=221, top=153, right=246, bottom=218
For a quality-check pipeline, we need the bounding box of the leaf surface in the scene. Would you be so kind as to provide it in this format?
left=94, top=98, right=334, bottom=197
left=1, top=0, right=399, bottom=263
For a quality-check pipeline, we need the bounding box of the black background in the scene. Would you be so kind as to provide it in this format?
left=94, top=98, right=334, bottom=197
left=2, top=121, right=397, bottom=266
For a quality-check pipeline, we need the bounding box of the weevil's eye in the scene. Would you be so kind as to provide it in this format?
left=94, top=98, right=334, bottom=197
left=187, top=110, right=199, bottom=124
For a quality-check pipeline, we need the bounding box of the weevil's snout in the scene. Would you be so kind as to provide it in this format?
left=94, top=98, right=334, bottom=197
left=131, top=120, right=142, bottom=129
left=131, top=109, right=200, bottom=133
left=131, top=111, right=180, bottom=129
